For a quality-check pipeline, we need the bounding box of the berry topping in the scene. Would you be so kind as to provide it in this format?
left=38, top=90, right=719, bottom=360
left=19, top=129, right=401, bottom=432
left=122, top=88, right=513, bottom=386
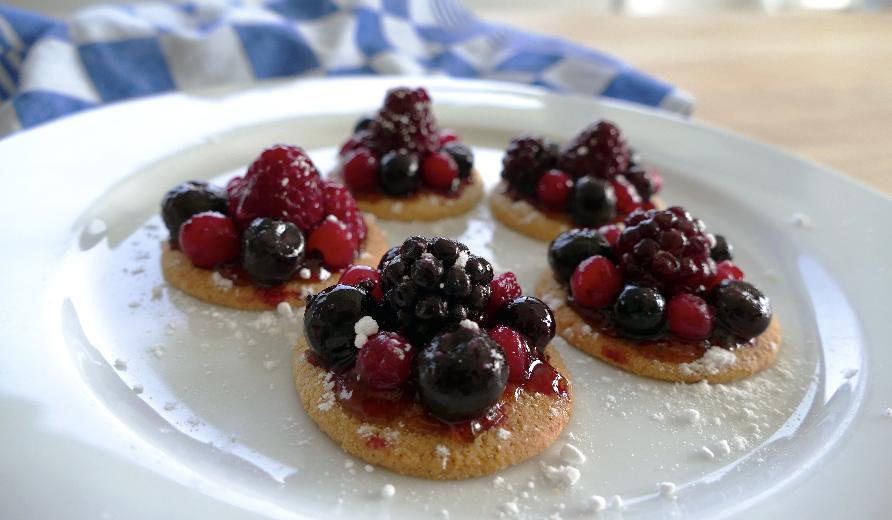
left=597, top=223, right=623, bottom=246
left=363, top=87, right=439, bottom=160
left=567, top=176, right=617, bottom=227
left=667, top=294, right=715, bottom=340
left=501, top=135, right=560, bottom=196
left=241, top=218, right=306, bottom=286
left=421, top=150, right=460, bottom=190
left=570, top=255, right=622, bottom=309
left=379, top=150, right=421, bottom=196
left=548, top=228, right=613, bottom=284
left=442, top=143, right=474, bottom=178
left=484, top=272, right=522, bottom=319
left=304, top=285, right=380, bottom=371
left=613, top=207, right=717, bottom=296
left=611, top=285, right=667, bottom=340
left=322, top=181, right=367, bottom=246
left=710, top=234, right=734, bottom=262
left=489, top=325, right=532, bottom=382
left=229, top=145, right=324, bottom=234
left=178, top=211, right=240, bottom=268
left=415, top=327, right=509, bottom=422
left=354, top=115, right=374, bottom=133
left=494, top=296, right=555, bottom=354
left=355, top=331, right=414, bottom=390
left=536, top=169, right=573, bottom=208
left=438, top=129, right=460, bottom=146
left=306, top=217, right=356, bottom=270
left=342, top=148, right=380, bottom=193
left=610, top=174, right=644, bottom=215
left=161, top=181, right=229, bottom=243
left=706, top=260, right=745, bottom=293
left=709, top=280, right=772, bottom=340
left=624, top=165, right=662, bottom=201
left=339, top=264, right=384, bottom=300
left=557, top=120, right=630, bottom=181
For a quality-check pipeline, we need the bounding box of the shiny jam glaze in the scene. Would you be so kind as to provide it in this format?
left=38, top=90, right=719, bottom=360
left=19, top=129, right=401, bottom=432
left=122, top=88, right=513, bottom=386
left=352, top=174, right=475, bottom=203
left=567, top=297, right=757, bottom=364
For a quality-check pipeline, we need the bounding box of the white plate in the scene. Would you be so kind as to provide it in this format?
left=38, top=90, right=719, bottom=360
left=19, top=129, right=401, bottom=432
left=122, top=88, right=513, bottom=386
left=1, top=77, right=889, bottom=520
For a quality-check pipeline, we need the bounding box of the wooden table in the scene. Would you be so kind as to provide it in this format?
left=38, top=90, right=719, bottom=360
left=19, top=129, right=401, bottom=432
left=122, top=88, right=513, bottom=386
left=477, top=11, right=892, bottom=197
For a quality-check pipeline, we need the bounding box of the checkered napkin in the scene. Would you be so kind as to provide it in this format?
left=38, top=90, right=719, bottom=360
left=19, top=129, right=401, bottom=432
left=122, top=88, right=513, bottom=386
left=0, top=0, right=694, bottom=137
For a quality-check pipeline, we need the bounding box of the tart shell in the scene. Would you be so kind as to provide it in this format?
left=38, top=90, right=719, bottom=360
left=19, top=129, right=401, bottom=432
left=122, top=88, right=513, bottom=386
left=161, top=214, right=388, bottom=311
left=339, top=169, right=484, bottom=221
left=536, top=269, right=782, bottom=384
left=292, top=336, right=573, bottom=480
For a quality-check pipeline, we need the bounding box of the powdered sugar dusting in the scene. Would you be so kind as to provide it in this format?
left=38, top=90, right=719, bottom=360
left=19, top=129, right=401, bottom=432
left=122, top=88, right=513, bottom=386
left=354, top=316, right=379, bottom=348
left=678, top=347, right=737, bottom=377
left=436, top=445, right=450, bottom=470
left=210, top=271, right=233, bottom=291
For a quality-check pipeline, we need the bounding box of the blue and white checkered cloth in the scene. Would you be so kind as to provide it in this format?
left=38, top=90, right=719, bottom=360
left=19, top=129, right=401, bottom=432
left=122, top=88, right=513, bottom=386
left=0, top=0, right=694, bottom=137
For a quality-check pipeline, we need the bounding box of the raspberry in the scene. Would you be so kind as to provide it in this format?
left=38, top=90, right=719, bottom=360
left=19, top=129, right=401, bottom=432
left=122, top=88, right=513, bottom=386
left=613, top=207, right=717, bottom=296
left=610, top=174, right=643, bottom=215
left=667, top=294, right=715, bottom=340
left=364, top=87, right=439, bottom=160
left=705, top=260, right=745, bottom=293
left=536, top=169, right=573, bottom=208
left=229, top=145, right=324, bottom=235
left=484, top=271, right=522, bottom=320
left=161, top=181, right=229, bottom=243
left=597, top=224, right=623, bottom=246
left=547, top=228, right=613, bottom=284
left=178, top=211, right=240, bottom=268
left=306, top=217, right=356, bottom=269
left=557, top=120, right=630, bottom=181
left=342, top=148, right=380, bottom=193
left=322, top=181, right=367, bottom=246
left=355, top=331, right=414, bottom=390
left=489, top=325, right=532, bottom=382
left=421, top=150, right=459, bottom=190
left=339, top=264, right=384, bottom=300
left=501, top=135, right=560, bottom=196
left=438, top=129, right=460, bottom=146
left=570, top=255, right=622, bottom=309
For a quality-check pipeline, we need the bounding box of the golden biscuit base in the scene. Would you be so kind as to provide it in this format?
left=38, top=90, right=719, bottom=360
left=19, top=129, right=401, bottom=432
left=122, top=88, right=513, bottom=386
left=536, top=269, right=781, bottom=384
left=490, top=180, right=665, bottom=243
left=334, top=169, right=484, bottom=221
left=292, top=336, right=573, bottom=479
left=161, top=214, right=388, bottom=311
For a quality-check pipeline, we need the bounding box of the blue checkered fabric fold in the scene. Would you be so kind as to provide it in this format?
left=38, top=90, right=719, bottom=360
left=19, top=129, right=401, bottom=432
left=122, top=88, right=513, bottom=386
left=0, top=0, right=694, bottom=136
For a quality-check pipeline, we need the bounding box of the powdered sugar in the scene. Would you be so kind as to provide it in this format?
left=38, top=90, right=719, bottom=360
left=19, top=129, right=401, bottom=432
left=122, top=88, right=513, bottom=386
left=678, top=347, right=737, bottom=377
left=541, top=462, right=580, bottom=486
left=354, top=316, right=379, bottom=348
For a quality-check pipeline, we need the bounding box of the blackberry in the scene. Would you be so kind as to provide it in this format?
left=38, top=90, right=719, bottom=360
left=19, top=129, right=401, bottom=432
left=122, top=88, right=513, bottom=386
left=377, top=236, right=493, bottom=345
left=548, top=228, right=613, bottom=284
left=613, top=207, right=717, bottom=296
left=501, top=135, right=560, bottom=196
left=415, top=326, right=509, bottom=422
left=557, top=120, right=629, bottom=181
left=161, top=181, right=229, bottom=243
left=241, top=218, right=305, bottom=286
left=364, top=87, right=440, bottom=160
left=567, top=176, right=617, bottom=227
left=304, top=284, right=380, bottom=371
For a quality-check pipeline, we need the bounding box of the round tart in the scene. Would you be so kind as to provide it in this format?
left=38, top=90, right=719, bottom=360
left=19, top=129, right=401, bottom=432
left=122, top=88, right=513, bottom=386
left=536, top=207, right=781, bottom=384
left=491, top=121, right=664, bottom=242
left=334, top=87, right=484, bottom=221
left=294, top=236, right=573, bottom=479
left=159, top=144, right=389, bottom=310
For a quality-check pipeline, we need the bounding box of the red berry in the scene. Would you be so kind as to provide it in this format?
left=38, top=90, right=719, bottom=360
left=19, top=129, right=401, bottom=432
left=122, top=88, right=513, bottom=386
left=438, top=129, right=460, bottom=146
left=229, top=145, right=324, bottom=234
left=570, top=255, right=622, bottom=308
left=420, top=150, right=459, bottom=190
left=489, top=325, right=532, bottom=382
left=485, top=271, right=522, bottom=319
left=322, top=181, right=367, bottom=246
left=598, top=223, right=623, bottom=246
left=355, top=331, right=414, bottom=390
left=306, top=217, right=356, bottom=269
left=178, top=211, right=240, bottom=268
left=339, top=264, right=384, bottom=300
left=667, top=294, right=715, bottom=340
left=610, top=174, right=643, bottom=215
left=340, top=134, right=366, bottom=156
left=706, top=260, right=745, bottom=293
left=536, top=169, right=573, bottom=208
left=342, top=148, right=380, bottom=193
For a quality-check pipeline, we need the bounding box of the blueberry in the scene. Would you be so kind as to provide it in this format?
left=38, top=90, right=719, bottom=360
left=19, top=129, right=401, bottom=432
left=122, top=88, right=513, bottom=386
left=710, top=235, right=734, bottom=262
left=415, top=327, right=509, bottom=422
left=548, top=228, right=613, bottom=284
left=709, top=280, right=771, bottom=340
left=624, top=166, right=657, bottom=201
left=241, top=218, right=305, bottom=286
left=611, top=285, right=667, bottom=339
left=304, top=285, right=380, bottom=371
left=494, top=296, right=555, bottom=354
left=354, top=115, right=374, bottom=133
left=161, top=181, right=229, bottom=242
left=379, top=151, right=420, bottom=196
left=442, top=143, right=474, bottom=178
left=567, top=176, right=617, bottom=227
